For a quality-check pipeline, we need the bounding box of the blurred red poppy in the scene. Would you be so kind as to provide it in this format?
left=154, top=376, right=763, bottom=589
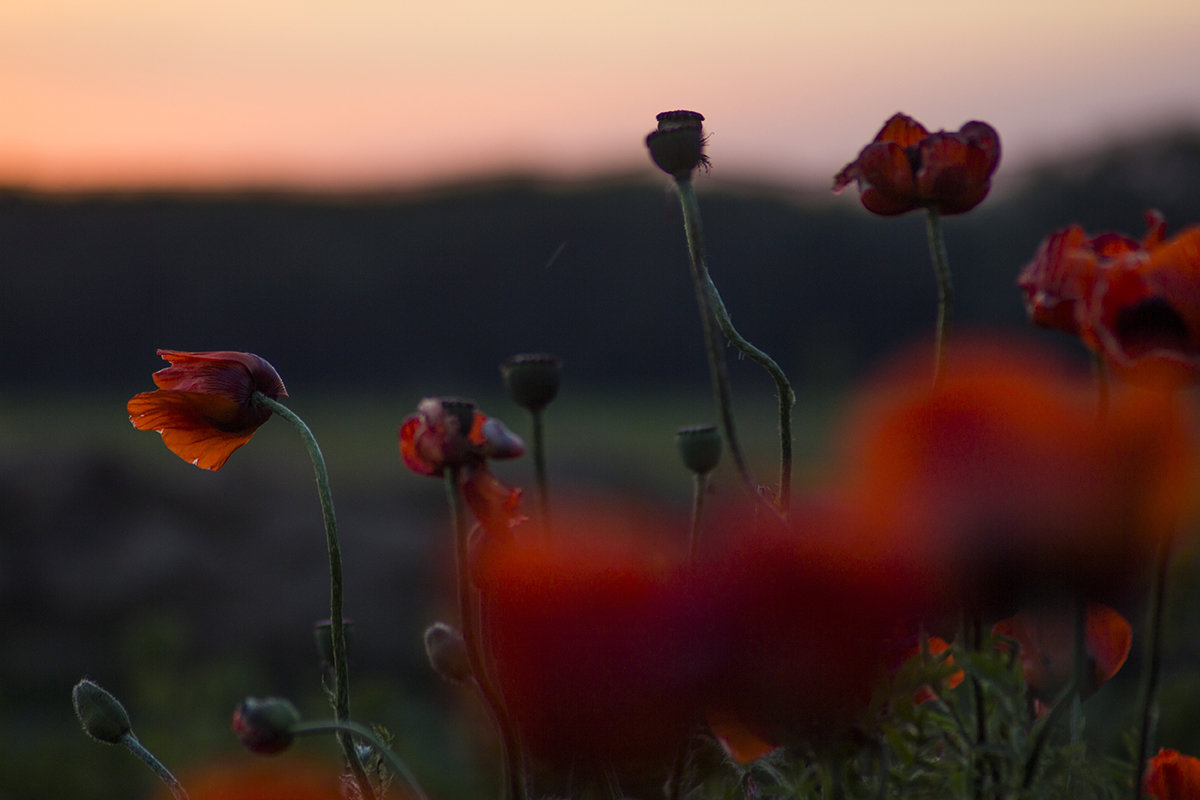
left=701, top=526, right=932, bottom=749
left=993, top=602, right=1131, bottom=714
left=833, top=113, right=1000, bottom=216
left=838, top=341, right=1196, bottom=609
left=1084, top=222, right=1200, bottom=386
left=476, top=533, right=708, bottom=772
left=166, top=759, right=343, bottom=800
left=1144, top=748, right=1200, bottom=799
left=128, top=349, right=287, bottom=471
left=399, top=397, right=525, bottom=537
left=1017, top=211, right=1164, bottom=335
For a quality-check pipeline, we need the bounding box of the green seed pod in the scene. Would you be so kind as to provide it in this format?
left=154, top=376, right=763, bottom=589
left=646, top=111, right=710, bottom=179
left=501, top=353, right=563, bottom=412
left=675, top=424, right=722, bottom=475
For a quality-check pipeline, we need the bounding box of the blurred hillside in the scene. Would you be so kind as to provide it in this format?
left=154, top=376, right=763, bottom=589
left=3, top=125, right=1199, bottom=396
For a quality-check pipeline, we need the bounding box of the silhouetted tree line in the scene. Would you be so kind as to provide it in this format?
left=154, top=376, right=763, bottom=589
left=2, top=127, right=1198, bottom=393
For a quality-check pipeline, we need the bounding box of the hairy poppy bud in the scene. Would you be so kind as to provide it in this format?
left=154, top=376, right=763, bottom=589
left=424, top=622, right=473, bottom=684
left=676, top=424, right=722, bottom=475
left=646, top=110, right=710, bottom=179
left=232, top=697, right=300, bottom=755
left=73, top=679, right=132, bottom=744
left=501, top=353, right=562, bottom=412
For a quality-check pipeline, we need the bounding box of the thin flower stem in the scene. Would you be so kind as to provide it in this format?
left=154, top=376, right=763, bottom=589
left=444, top=468, right=527, bottom=800
left=688, top=472, right=708, bottom=561
left=924, top=207, right=954, bottom=387
left=120, top=733, right=189, bottom=800
left=292, top=720, right=431, bottom=800
left=252, top=393, right=375, bottom=800
left=1132, top=536, right=1173, bottom=800
left=674, top=177, right=795, bottom=514
left=530, top=408, right=550, bottom=537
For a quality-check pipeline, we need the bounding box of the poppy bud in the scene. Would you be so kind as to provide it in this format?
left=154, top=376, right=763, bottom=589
left=423, top=622, right=473, bottom=684
left=675, top=424, right=722, bottom=475
left=72, top=679, right=132, bottom=745
left=646, top=110, right=710, bottom=179
left=501, top=353, right=562, bottom=412
left=232, top=697, right=300, bottom=755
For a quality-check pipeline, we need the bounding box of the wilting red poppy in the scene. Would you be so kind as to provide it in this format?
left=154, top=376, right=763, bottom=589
left=128, top=349, right=287, bottom=471
left=833, top=113, right=1000, bottom=216
left=1084, top=221, right=1200, bottom=386
left=399, top=397, right=525, bottom=537
left=1144, top=748, right=1200, bottom=799
left=993, top=602, right=1131, bottom=714
left=838, top=340, right=1196, bottom=609
left=1017, top=211, right=1165, bottom=336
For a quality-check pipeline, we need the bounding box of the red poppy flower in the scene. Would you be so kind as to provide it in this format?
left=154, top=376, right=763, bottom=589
left=1017, top=211, right=1164, bottom=335
left=833, top=113, right=1000, bottom=216
left=1144, top=748, right=1200, bottom=799
left=399, top=397, right=525, bottom=537
left=1084, top=221, right=1200, bottom=386
left=838, top=340, right=1196, bottom=609
left=993, top=603, right=1131, bottom=714
left=128, top=349, right=287, bottom=471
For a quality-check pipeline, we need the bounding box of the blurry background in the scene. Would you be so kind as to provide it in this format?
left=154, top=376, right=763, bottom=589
left=2, top=1, right=1200, bottom=798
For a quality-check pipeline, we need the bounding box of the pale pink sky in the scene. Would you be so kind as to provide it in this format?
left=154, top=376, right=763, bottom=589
left=3, top=0, right=1200, bottom=190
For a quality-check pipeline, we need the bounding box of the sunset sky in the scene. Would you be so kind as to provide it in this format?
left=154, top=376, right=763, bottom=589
left=3, top=0, right=1199, bottom=190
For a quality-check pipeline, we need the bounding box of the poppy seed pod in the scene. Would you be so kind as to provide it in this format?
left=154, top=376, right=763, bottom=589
left=646, top=110, right=710, bottom=179
left=232, top=697, right=301, bottom=755
left=501, top=353, right=562, bottom=412
left=675, top=424, right=722, bottom=475
left=73, top=679, right=133, bottom=745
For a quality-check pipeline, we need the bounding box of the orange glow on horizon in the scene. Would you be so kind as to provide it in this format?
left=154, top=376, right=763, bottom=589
left=3, top=0, right=1200, bottom=190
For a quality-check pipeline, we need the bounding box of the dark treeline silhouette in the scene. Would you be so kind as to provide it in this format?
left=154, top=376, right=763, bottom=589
left=2, top=127, right=1200, bottom=394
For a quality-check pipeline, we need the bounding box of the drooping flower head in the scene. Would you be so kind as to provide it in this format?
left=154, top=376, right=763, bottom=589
left=128, top=349, right=287, bottom=470
left=834, top=113, right=1000, bottom=216
left=993, top=602, right=1132, bottom=714
left=1144, top=748, right=1200, bottom=799
left=399, top=397, right=525, bottom=538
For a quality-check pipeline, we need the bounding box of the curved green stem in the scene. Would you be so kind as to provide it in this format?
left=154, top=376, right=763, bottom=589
left=444, top=469, right=527, bottom=800
left=674, top=177, right=794, bottom=515
left=120, top=733, right=189, bottom=800
left=253, top=393, right=375, bottom=800
left=924, top=207, right=954, bottom=388
left=293, top=720, right=431, bottom=800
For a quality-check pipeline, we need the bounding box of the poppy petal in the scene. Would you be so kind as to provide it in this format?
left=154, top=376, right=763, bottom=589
left=128, top=391, right=258, bottom=470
